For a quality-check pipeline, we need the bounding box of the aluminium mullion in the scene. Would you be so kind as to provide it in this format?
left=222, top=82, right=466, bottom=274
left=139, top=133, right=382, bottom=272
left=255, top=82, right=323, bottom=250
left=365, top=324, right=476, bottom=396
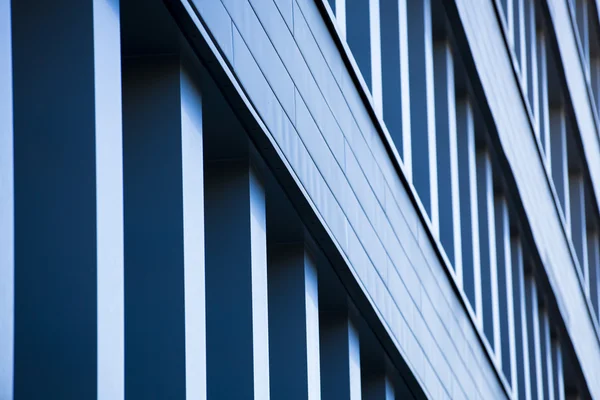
left=457, top=99, right=482, bottom=325
left=434, top=41, right=463, bottom=285
left=205, top=159, right=270, bottom=400
left=477, top=151, right=501, bottom=357
left=525, top=275, right=544, bottom=400
left=123, top=56, right=206, bottom=399
left=569, top=175, right=589, bottom=291
left=0, top=0, right=13, bottom=397
left=12, top=1, right=124, bottom=397
left=550, top=108, right=571, bottom=229
left=495, top=196, right=516, bottom=387
left=576, top=0, right=590, bottom=76
left=524, top=0, right=538, bottom=120
left=370, top=0, right=382, bottom=116
left=321, top=310, right=362, bottom=400
left=407, top=0, right=438, bottom=235
left=537, top=31, right=550, bottom=161
left=380, top=0, right=412, bottom=177
left=513, top=0, right=527, bottom=81
left=512, top=238, right=532, bottom=400
left=552, top=339, right=566, bottom=400
left=540, top=310, right=555, bottom=400
left=268, top=243, right=321, bottom=400
left=587, top=231, right=600, bottom=318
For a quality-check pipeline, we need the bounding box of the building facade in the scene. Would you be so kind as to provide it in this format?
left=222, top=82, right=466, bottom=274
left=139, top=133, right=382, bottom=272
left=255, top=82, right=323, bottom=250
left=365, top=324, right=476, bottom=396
left=1, top=0, right=600, bottom=398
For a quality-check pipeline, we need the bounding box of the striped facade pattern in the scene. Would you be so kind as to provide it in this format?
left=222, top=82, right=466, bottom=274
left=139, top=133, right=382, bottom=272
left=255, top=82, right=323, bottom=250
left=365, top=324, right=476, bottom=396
left=1, top=0, right=600, bottom=399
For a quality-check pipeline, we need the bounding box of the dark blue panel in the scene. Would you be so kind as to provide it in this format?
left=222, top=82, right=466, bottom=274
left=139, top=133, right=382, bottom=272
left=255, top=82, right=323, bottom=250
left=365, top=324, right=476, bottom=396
left=407, top=0, right=434, bottom=217
left=123, top=57, right=187, bottom=400
left=476, top=152, right=495, bottom=347
left=320, top=312, right=354, bottom=400
left=346, top=0, right=372, bottom=91
left=12, top=1, right=98, bottom=398
left=268, top=244, right=312, bottom=400
left=380, top=0, right=404, bottom=156
left=205, top=161, right=255, bottom=399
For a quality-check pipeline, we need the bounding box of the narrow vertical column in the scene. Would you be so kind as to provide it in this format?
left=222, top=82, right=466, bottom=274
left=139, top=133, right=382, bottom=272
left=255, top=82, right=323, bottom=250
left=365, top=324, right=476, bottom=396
left=123, top=55, right=206, bottom=399
left=95, top=1, right=125, bottom=397
left=576, top=0, right=590, bottom=70
left=477, top=151, right=501, bottom=356
left=550, top=108, right=571, bottom=228
left=321, top=311, right=362, bottom=400
left=407, top=0, right=438, bottom=234
left=569, top=175, right=588, bottom=288
left=513, top=0, right=527, bottom=78
left=363, top=374, right=395, bottom=400
left=525, top=274, right=544, bottom=400
left=12, top=1, right=124, bottom=398
left=495, top=197, right=516, bottom=387
left=537, top=32, right=550, bottom=160
left=591, top=58, right=600, bottom=116
left=345, top=0, right=382, bottom=115
left=434, top=41, right=462, bottom=284
left=457, top=99, right=482, bottom=323
left=346, top=0, right=372, bottom=93
left=503, top=0, right=514, bottom=45
left=269, top=243, right=321, bottom=400
left=380, top=0, right=412, bottom=177
left=552, top=339, right=566, bottom=400
left=181, top=70, right=207, bottom=400
left=525, top=0, right=538, bottom=118
left=0, top=1, right=13, bottom=398
left=512, top=238, right=532, bottom=400
left=205, top=159, right=270, bottom=400
left=588, top=231, right=600, bottom=318
left=539, top=310, right=555, bottom=400
left=336, top=0, right=347, bottom=39
left=370, top=0, right=382, bottom=116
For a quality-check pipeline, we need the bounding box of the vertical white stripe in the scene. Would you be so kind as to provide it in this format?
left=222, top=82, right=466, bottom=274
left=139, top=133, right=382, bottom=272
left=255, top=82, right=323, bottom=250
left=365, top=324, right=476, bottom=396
left=537, top=33, right=550, bottom=162
left=477, top=152, right=500, bottom=357
left=94, top=0, right=124, bottom=398
left=181, top=65, right=206, bottom=400
left=348, top=319, right=362, bottom=400
left=525, top=276, right=544, bottom=400
left=514, top=0, right=526, bottom=78
left=552, top=340, right=565, bottom=400
left=506, top=0, right=514, bottom=46
left=540, top=311, right=555, bottom=400
left=250, top=168, right=270, bottom=400
left=424, top=0, right=438, bottom=236
left=550, top=109, right=571, bottom=229
left=495, top=197, right=516, bottom=388
left=588, top=232, right=600, bottom=318
left=569, top=175, right=588, bottom=288
left=525, top=0, right=538, bottom=121
left=457, top=99, right=482, bottom=323
left=305, top=251, right=321, bottom=400
left=370, top=0, right=382, bottom=117
left=398, top=0, right=412, bottom=180
left=337, top=0, right=346, bottom=39
left=0, top=0, right=13, bottom=398
left=434, top=42, right=462, bottom=285
left=577, top=0, right=590, bottom=75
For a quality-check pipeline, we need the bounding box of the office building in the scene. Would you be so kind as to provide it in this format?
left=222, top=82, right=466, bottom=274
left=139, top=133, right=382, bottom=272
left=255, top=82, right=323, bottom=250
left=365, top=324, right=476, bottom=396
left=2, top=0, right=600, bottom=398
